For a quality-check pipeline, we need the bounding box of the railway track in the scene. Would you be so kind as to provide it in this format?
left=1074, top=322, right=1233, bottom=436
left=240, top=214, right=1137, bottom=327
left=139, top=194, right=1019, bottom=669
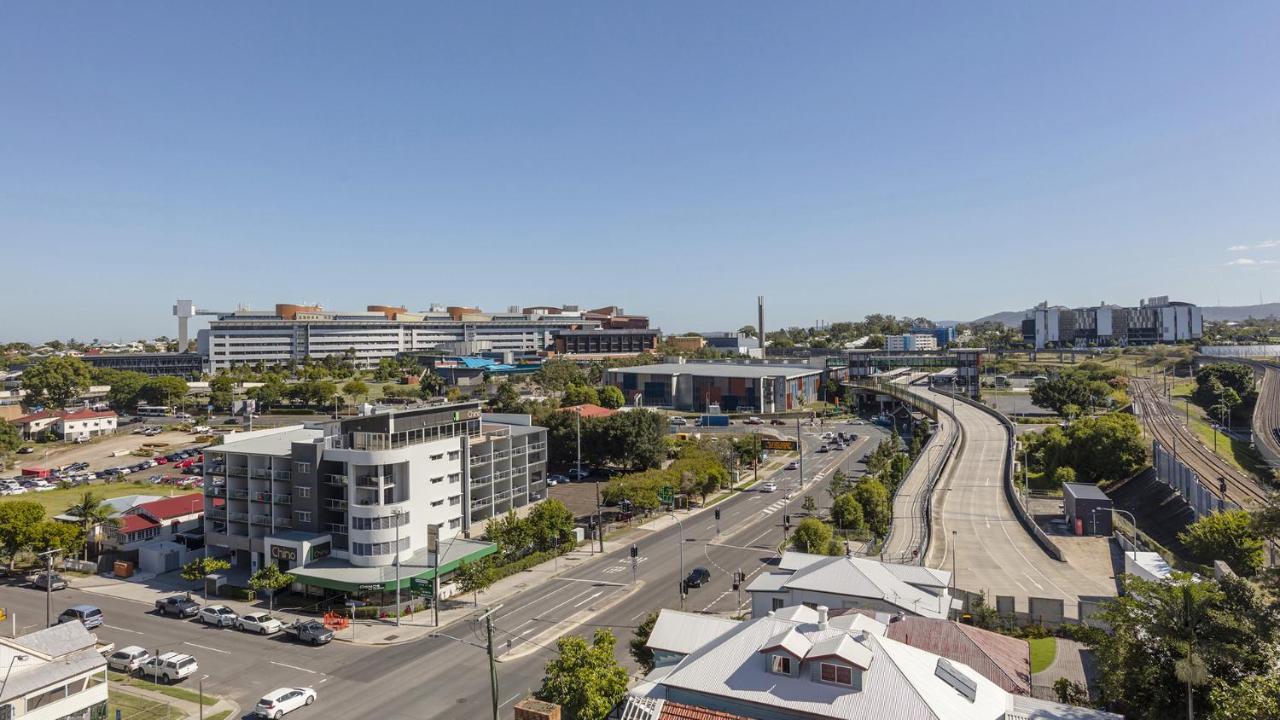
left=1130, top=378, right=1270, bottom=509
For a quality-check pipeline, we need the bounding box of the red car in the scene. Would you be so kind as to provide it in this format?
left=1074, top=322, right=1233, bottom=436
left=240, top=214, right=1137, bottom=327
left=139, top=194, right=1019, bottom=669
left=154, top=457, right=169, bottom=465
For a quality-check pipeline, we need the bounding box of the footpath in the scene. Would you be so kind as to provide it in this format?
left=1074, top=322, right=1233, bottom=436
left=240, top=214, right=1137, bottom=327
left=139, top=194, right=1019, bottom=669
left=74, top=431, right=853, bottom=647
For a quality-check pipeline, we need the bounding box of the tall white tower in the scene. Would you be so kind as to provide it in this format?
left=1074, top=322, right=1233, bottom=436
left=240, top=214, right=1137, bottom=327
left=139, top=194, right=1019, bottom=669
left=173, top=300, right=195, bottom=351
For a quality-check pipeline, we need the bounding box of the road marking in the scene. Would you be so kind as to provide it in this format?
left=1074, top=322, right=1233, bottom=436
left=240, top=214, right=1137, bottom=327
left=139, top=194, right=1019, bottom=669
left=318, top=678, right=328, bottom=684
left=1023, top=574, right=1044, bottom=591
left=557, top=577, right=625, bottom=586
left=270, top=661, right=318, bottom=674
left=104, top=624, right=144, bottom=635
left=500, top=693, right=523, bottom=708
left=509, top=620, right=536, bottom=634
left=707, top=542, right=762, bottom=551
left=573, top=591, right=603, bottom=608
left=183, top=642, right=229, bottom=655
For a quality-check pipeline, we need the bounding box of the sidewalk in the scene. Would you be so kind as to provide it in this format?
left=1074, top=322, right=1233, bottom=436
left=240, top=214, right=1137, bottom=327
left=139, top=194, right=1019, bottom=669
left=110, top=678, right=239, bottom=720
left=72, top=444, right=837, bottom=647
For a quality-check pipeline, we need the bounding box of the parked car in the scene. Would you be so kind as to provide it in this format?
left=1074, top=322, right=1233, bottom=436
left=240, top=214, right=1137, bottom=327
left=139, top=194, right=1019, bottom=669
left=547, top=474, right=567, bottom=486
left=760, top=481, right=778, bottom=493
left=770, top=419, right=786, bottom=425
left=17, top=446, right=34, bottom=454
left=669, top=416, right=688, bottom=426
left=140, top=652, right=198, bottom=684
left=107, top=645, right=152, bottom=674
left=566, top=468, right=590, bottom=481
left=155, top=594, right=200, bottom=618
left=33, top=572, right=68, bottom=591
left=744, top=417, right=764, bottom=425
left=784, top=461, right=798, bottom=470
left=57, top=604, right=104, bottom=629
left=198, top=605, right=239, bottom=627
left=282, top=620, right=334, bottom=645
left=254, top=687, right=317, bottom=719
left=237, top=612, right=284, bottom=635
left=684, top=567, right=711, bottom=589
left=816, top=446, right=829, bottom=454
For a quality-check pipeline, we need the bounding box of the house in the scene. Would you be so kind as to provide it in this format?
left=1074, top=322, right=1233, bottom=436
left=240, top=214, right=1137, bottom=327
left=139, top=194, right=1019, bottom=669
left=8, top=408, right=117, bottom=441
left=0, top=622, right=108, bottom=720
left=884, top=617, right=1032, bottom=695
left=621, top=605, right=1122, bottom=720
left=559, top=403, right=617, bottom=419
left=107, top=495, right=215, bottom=551
left=746, top=551, right=955, bottom=620
left=10, top=409, right=61, bottom=440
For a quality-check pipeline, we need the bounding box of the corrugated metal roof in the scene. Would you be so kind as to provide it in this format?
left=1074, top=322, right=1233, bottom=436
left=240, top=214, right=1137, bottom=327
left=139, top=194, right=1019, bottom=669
left=773, top=552, right=951, bottom=619
left=9, top=621, right=97, bottom=657
left=806, top=633, right=874, bottom=669
left=647, top=611, right=739, bottom=656
left=886, top=618, right=1031, bottom=695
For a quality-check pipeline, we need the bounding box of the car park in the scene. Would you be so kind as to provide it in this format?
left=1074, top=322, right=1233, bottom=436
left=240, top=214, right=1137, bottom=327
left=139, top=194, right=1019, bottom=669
left=198, top=605, right=239, bottom=627
left=684, top=567, right=711, bottom=588
left=140, top=652, right=198, bottom=684
left=57, top=605, right=104, bottom=629
left=760, top=481, right=778, bottom=493
left=237, top=612, right=283, bottom=634
left=107, top=646, right=152, bottom=674
left=254, top=687, right=317, bottom=719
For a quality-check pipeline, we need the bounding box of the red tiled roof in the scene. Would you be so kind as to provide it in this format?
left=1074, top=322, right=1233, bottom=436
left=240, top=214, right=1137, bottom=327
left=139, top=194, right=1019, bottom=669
left=117, top=514, right=160, bottom=535
left=59, top=408, right=117, bottom=422
left=560, top=403, right=616, bottom=418
left=13, top=409, right=60, bottom=424
left=885, top=617, right=1032, bottom=694
left=659, top=701, right=751, bottom=720
left=135, top=495, right=210, bottom=520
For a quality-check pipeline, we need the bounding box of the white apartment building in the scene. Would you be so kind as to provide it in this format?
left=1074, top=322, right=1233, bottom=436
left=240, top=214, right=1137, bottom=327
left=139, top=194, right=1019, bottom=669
left=1021, top=297, right=1202, bottom=349
left=56, top=409, right=117, bottom=441
left=0, top=623, right=109, bottom=720
left=884, top=334, right=939, bottom=352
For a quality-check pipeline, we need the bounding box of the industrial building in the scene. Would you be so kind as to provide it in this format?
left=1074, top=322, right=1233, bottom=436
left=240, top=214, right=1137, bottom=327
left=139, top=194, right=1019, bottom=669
left=80, top=351, right=204, bottom=378
left=1021, top=297, right=1202, bottom=349
left=196, top=302, right=647, bottom=372
left=603, top=360, right=823, bottom=412
left=202, top=401, right=545, bottom=597
left=553, top=328, right=660, bottom=356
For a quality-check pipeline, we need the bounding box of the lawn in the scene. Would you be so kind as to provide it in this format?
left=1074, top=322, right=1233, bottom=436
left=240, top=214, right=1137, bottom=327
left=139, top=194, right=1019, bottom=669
left=17, top=483, right=202, bottom=517
left=108, top=690, right=188, bottom=720
left=109, top=671, right=217, bottom=706
left=1029, top=636, right=1057, bottom=675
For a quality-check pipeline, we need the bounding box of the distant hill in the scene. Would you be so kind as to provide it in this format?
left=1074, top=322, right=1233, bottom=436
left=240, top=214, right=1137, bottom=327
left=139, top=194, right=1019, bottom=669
left=971, top=303, right=1280, bottom=328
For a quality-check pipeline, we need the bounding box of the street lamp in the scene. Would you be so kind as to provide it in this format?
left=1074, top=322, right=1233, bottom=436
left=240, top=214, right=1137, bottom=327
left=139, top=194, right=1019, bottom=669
left=665, top=513, right=685, bottom=610
left=0, top=655, right=31, bottom=698
left=392, top=508, right=404, bottom=627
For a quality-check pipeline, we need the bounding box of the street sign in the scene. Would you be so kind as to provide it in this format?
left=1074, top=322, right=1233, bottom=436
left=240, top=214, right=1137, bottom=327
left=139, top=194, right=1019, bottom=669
left=761, top=439, right=799, bottom=452
left=428, top=524, right=439, bottom=554
left=410, top=577, right=434, bottom=598
left=658, top=486, right=674, bottom=504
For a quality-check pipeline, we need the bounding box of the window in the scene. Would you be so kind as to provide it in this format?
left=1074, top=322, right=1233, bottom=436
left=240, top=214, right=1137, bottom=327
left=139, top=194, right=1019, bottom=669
left=0, top=704, right=12, bottom=720
left=448, top=450, right=460, bottom=461
left=771, top=598, right=785, bottom=611
left=431, top=499, right=444, bottom=507
left=820, top=663, right=854, bottom=686
left=296, top=487, right=311, bottom=498
left=430, top=453, right=444, bottom=461
left=26, top=684, right=69, bottom=711
left=448, top=472, right=461, bottom=483
left=430, top=476, right=444, bottom=484
left=295, top=511, right=312, bottom=523
left=449, top=518, right=461, bottom=529
left=293, top=462, right=311, bottom=475
left=449, top=495, right=461, bottom=506
left=769, top=655, right=792, bottom=675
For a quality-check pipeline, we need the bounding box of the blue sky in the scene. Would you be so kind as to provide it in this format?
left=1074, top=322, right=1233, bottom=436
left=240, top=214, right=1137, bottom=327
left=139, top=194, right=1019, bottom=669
left=3, top=2, right=1280, bottom=342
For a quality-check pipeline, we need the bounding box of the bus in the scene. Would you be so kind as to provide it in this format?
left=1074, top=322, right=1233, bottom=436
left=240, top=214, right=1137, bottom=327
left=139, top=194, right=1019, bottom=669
left=136, top=405, right=171, bottom=417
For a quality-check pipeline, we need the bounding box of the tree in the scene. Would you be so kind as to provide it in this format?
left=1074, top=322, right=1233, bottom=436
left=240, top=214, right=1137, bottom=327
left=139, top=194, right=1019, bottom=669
left=1178, top=510, right=1264, bottom=576
left=562, top=384, right=600, bottom=407
left=64, top=492, right=119, bottom=560
left=536, top=359, right=587, bottom=394
left=602, top=409, right=666, bottom=470
left=455, top=557, right=495, bottom=606
left=801, top=495, right=817, bottom=515
left=1030, top=371, right=1112, bottom=416
left=30, top=521, right=84, bottom=559
left=1050, top=466, right=1077, bottom=487
left=831, top=493, right=866, bottom=535
left=851, top=478, right=891, bottom=537
left=1023, top=413, right=1146, bottom=485
left=489, top=382, right=521, bottom=413
left=630, top=611, right=659, bottom=673
left=342, top=379, right=369, bottom=403
left=598, top=385, right=625, bottom=410
left=104, top=370, right=149, bottom=411
left=791, top=518, right=837, bottom=555
left=181, top=556, right=231, bottom=582
left=139, top=375, right=190, bottom=408
left=1208, top=674, right=1280, bottom=720
left=248, top=564, right=295, bottom=611
left=0, top=501, right=48, bottom=569
left=20, top=356, right=91, bottom=408
left=738, top=325, right=757, bottom=338
left=0, top=421, right=22, bottom=456
left=418, top=371, right=445, bottom=398
left=526, top=499, right=576, bottom=552
left=249, top=375, right=287, bottom=409
left=536, top=629, right=629, bottom=720
left=1053, top=678, right=1089, bottom=706
left=827, top=469, right=856, bottom=500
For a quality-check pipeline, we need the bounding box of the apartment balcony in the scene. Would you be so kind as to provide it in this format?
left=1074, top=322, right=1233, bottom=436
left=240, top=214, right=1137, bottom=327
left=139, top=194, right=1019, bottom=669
left=273, top=494, right=292, bottom=505
left=226, top=467, right=248, bottom=478
left=492, top=450, right=511, bottom=462
left=230, top=489, right=250, bottom=500
left=205, top=487, right=226, bottom=497
left=228, top=512, right=249, bottom=523
left=323, top=498, right=348, bottom=511
left=206, top=508, right=227, bottom=519
left=327, top=523, right=348, bottom=535
left=470, top=454, right=491, bottom=466
left=527, top=442, right=546, bottom=453
left=356, top=475, right=389, bottom=489
left=275, top=518, right=292, bottom=529
left=323, top=474, right=348, bottom=486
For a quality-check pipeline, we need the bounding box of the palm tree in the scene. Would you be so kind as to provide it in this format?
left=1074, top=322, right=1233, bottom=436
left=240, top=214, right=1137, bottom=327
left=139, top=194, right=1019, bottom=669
left=65, top=491, right=119, bottom=561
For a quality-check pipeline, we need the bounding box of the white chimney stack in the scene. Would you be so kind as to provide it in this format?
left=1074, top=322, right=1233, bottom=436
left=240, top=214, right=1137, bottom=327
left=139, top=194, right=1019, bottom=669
left=817, top=605, right=829, bottom=630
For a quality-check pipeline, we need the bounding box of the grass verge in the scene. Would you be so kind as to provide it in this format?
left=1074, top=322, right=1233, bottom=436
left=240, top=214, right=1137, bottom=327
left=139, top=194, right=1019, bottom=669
left=1029, top=636, right=1057, bottom=675
left=110, top=671, right=218, bottom=706
left=108, top=691, right=188, bottom=720
left=24, top=484, right=202, bottom=516
left=206, top=712, right=233, bottom=720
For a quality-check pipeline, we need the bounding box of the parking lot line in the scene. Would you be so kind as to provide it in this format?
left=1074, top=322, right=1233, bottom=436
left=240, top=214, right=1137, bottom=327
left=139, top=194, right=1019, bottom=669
left=183, top=642, right=230, bottom=654
left=270, top=661, right=318, bottom=674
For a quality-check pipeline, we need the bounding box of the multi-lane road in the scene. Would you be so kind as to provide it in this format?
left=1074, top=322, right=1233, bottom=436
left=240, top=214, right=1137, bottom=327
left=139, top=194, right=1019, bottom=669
left=0, top=422, right=884, bottom=719
left=910, top=385, right=1117, bottom=618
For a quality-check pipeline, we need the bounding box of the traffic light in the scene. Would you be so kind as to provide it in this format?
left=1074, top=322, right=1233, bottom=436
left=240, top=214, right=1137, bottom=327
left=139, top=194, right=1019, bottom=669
left=783, top=514, right=791, bottom=529
left=630, top=544, right=638, bottom=559
left=732, top=570, right=742, bottom=591
left=714, top=508, right=721, bottom=521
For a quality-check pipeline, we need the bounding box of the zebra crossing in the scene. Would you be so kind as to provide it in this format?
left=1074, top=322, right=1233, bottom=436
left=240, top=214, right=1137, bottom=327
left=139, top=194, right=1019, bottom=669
left=759, top=499, right=788, bottom=515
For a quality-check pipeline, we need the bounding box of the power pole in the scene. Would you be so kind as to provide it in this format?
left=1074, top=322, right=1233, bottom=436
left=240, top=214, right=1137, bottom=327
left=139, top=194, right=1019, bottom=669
left=38, top=549, right=59, bottom=628
left=479, top=606, right=502, bottom=720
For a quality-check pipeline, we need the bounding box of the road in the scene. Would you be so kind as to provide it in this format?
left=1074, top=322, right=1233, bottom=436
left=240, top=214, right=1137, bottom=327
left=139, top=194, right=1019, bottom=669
left=881, top=407, right=956, bottom=563
left=0, top=421, right=884, bottom=719
left=910, top=385, right=1116, bottom=618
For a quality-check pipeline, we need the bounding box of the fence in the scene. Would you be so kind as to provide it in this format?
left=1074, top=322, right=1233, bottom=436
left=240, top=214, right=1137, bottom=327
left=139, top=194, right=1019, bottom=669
left=1152, top=440, right=1240, bottom=519
left=954, top=587, right=1111, bottom=628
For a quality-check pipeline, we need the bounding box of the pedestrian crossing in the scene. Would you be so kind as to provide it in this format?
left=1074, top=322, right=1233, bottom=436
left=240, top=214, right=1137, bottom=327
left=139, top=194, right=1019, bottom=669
left=760, top=500, right=787, bottom=515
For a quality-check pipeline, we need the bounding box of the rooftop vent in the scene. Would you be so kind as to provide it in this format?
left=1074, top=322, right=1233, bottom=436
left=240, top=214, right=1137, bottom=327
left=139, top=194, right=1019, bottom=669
left=935, top=658, right=977, bottom=703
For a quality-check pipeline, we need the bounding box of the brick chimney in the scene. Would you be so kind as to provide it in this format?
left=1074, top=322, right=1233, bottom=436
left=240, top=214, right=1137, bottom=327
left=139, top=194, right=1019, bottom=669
left=514, top=698, right=561, bottom=720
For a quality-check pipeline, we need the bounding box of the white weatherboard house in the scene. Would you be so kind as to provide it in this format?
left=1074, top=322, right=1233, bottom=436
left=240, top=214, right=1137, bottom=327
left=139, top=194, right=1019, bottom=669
left=746, top=551, right=956, bottom=620
left=0, top=622, right=108, bottom=720
left=620, top=604, right=1122, bottom=720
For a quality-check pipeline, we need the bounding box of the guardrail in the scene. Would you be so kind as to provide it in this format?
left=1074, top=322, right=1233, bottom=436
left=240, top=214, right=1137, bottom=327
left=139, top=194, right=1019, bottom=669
left=941, top=389, right=1067, bottom=562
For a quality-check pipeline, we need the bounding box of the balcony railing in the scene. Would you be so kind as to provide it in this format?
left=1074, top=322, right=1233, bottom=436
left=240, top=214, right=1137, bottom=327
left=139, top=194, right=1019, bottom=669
left=327, top=523, right=348, bottom=535
left=207, top=508, right=227, bottom=519
left=356, top=475, right=388, bottom=489
left=250, top=514, right=272, bottom=526
left=339, top=420, right=480, bottom=451
left=323, top=498, right=348, bottom=511
left=227, top=467, right=248, bottom=477
left=273, top=494, right=292, bottom=505
left=205, top=487, right=226, bottom=497
left=230, top=489, right=250, bottom=500
left=470, top=454, right=491, bottom=466
left=275, top=518, right=292, bottom=529
left=323, top=474, right=348, bottom=486
left=229, top=512, right=249, bottom=523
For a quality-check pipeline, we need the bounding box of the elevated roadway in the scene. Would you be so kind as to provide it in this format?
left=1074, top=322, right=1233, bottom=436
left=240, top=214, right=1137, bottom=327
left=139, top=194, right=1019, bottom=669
left=908, top=385, right=1116, bottom=619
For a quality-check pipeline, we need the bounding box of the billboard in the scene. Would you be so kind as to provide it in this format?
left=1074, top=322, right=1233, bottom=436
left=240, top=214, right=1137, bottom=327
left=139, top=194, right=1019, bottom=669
left=761, top=439, right=799, bottom=451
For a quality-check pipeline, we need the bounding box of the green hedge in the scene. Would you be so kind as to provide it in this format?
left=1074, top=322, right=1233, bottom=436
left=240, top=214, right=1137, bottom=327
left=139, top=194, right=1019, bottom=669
left=487, top=543, right=574, bottom=584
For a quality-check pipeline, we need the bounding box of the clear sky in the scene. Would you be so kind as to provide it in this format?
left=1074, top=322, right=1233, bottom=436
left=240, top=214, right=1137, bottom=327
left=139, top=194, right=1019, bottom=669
left=4, top=2, right=1280, bottom=342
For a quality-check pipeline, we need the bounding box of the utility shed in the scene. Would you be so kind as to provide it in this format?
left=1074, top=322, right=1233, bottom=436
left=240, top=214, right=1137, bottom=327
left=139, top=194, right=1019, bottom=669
left=1063, top=483, right=1113, bottom=536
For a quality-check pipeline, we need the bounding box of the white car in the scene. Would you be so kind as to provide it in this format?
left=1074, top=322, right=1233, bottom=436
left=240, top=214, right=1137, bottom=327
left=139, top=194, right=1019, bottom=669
left=669, top=416, right=688, bottom=426
left=760, top=481, right=778, bottom=493
left=237, top=611, right=283, bottom=634
left=198, top=605, right=239, bottom=627
left=255, top=687, right=317, bottom=719
left=107, top=645, right=153, bottom=673
left=140, top=652, right=198, bottom=683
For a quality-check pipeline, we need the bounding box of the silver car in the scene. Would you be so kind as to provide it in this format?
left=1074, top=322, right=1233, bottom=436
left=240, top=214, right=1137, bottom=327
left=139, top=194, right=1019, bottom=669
left=198, top=605, right=239, bottom=627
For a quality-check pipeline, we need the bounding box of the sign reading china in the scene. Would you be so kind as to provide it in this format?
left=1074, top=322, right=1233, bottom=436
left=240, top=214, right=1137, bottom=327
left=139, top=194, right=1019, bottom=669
left=270, top=545, right=298, bottom=562
left=309, top=542, right=331, bottom=562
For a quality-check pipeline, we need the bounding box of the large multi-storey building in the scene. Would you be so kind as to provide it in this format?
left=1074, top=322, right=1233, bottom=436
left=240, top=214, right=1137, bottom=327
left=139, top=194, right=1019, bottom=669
left=1021, top=296, right=1202, bottom=349
left=198, top=302, right=647, bottom=372
left=202, top=402, right=546, bottom=598
left=884, top=333, right=939, bottom=352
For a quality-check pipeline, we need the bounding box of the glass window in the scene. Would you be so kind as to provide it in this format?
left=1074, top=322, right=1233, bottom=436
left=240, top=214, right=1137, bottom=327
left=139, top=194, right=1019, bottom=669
left=771, top=598, right=785, bottom=611
left=769, top=655, right=791, bottom=675
left=296, top=487, right=311, bottom=498
left=820, top=663, right=853, bottom=686
left=448, top=451, right=460, bottom=461
left=293, top=462, right=311, bottom=475
left=26, top=684, right=69, bottom=711
left=449, top=518, right=461, bottom=529
left=295, top=511, right=312, bottom=523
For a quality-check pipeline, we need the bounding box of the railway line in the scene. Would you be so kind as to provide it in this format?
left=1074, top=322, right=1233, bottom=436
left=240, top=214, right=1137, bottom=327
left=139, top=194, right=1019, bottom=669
left=1130, top=377, right=1270, bottom=509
